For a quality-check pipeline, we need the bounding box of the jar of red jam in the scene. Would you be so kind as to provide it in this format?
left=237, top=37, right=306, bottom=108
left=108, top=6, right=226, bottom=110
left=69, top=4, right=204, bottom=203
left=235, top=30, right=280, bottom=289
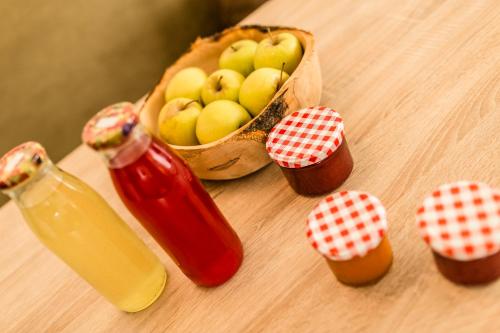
left=416, top=181, right=500, bottom=285
left=306, top=191, right=393, bottom=286
left=82, top=102, right=243, bottom=287
left=266, top=106, right=353, bottom=196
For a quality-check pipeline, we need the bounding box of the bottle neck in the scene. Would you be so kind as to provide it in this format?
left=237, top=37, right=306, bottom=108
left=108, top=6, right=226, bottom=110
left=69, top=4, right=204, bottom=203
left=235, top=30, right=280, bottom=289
left=3, top=161, right=63, bottom=208
left=100, top=125, right=152, bottom=169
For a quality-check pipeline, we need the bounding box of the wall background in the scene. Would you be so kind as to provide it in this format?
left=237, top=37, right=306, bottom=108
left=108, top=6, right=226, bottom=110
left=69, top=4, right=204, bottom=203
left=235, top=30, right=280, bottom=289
left=0, top=0, right=266, bottom=204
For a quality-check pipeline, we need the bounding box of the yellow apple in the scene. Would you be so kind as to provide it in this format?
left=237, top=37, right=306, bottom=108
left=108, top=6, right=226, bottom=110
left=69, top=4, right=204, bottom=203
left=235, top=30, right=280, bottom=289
left=165, top=67, right=207, bottom=102
left=158, top=98, right=202, bottom=146
left=254, top=32, right=303, bottom=74
left=196, top=100, right=251, bottom=144
left=239, top=67, right=290, bottom=117
left=201, top=69, right=245, bottom=105
left=219, top=39, right=258, bottom=76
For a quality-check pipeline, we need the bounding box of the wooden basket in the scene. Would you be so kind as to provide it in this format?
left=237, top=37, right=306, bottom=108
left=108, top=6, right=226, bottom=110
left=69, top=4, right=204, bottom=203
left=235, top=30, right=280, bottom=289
left=140, top=25, right=321, bottom=180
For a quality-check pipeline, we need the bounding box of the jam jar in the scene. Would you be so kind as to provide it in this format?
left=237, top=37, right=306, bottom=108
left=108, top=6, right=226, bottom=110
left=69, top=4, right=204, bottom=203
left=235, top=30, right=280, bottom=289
left=306, top=191, right=393, bottom=286
left=416, top=181, right=500, bottom=285
left=266, top=106, right=353, bottom=196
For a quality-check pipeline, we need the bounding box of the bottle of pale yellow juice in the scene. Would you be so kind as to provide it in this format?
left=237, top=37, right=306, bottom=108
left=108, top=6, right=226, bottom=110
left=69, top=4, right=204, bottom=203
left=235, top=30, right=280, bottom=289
left=0, top=142, right=167, bottom=312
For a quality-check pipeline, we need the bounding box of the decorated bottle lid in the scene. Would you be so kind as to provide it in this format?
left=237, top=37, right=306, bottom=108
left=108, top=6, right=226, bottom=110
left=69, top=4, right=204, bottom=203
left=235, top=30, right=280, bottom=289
left=306, top=191, right=388, bottom=261
left=0, top=142, right=48, bottom=190
left=416, top=181, right=500, bottom=261
left=266, top=106, right=345, bottom=169
left=82, top=102, right=139, bottom=150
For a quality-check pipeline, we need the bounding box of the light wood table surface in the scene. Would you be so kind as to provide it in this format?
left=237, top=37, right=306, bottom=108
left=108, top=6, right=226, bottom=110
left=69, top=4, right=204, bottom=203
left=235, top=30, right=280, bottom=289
left=1, top=0, right=499, bottom=332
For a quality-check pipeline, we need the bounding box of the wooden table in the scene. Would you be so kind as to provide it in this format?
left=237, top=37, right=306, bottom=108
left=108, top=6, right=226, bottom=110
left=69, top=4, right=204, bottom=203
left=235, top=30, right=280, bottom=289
left=1, top=0, right=499, bottom=331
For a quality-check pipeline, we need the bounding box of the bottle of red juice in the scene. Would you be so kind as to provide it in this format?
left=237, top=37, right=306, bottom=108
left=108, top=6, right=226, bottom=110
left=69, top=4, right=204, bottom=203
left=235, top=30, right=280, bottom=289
left=82, top=102, right=243, bottom=287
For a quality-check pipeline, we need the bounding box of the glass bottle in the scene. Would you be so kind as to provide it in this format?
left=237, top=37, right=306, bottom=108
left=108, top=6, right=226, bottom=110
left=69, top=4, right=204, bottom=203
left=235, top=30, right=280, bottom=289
left=0, top=142, right=167, bottom=312
left=82, top=103, right=243, bottom=287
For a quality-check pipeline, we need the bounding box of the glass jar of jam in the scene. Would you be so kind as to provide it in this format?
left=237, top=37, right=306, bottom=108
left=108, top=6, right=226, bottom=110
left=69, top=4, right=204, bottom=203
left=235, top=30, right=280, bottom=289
left=306, top=191, right=393, bottom=286
left=416, top=181, right=500, bottom=285
left=266, top=106, right=353, bottom=196
left=82, top=102, right=243, bottom=287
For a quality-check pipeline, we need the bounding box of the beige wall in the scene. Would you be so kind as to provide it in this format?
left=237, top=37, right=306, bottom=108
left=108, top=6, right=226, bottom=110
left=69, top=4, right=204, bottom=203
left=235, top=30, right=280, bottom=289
left=0, top=0, right=222, bottom=203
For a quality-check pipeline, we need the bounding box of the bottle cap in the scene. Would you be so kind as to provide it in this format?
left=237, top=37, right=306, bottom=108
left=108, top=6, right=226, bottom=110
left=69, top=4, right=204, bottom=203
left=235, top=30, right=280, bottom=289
left=82, top=102, right=139, bottom=150
left=0, top=142, right=48, bottom=190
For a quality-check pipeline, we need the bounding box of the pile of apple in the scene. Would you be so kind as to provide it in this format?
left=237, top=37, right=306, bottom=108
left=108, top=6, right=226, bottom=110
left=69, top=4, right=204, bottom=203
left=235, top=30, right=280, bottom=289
left=158, top=31, right=303, bottom=146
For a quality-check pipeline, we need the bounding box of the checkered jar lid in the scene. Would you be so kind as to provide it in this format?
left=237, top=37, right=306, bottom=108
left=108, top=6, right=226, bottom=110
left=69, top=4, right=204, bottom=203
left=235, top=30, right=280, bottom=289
left=306, top=191, right=388, bottom=261
left=82, top=102, right=139, bottom=150
left=266, top=106, right=344, bottom=169
left=416, top=181, right=500, bottom=261
left=0, top=142, right=48, bottom=190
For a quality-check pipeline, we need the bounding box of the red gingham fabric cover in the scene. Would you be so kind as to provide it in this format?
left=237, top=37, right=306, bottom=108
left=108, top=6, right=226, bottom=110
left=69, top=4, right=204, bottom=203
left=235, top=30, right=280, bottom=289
left=266, top=106, right=344, bottom=169
left=306, top=191, right=388, bottom=261
left=416, top=181, right=500, bottom=261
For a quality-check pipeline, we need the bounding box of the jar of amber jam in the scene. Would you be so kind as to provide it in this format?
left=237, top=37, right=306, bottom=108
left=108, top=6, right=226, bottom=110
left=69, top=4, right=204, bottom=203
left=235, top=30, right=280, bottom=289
left=306, top=191, right=393, bottom=286
left=416, top=181, right=500, bottom=285
left=266, top=106, right=353, bottom=196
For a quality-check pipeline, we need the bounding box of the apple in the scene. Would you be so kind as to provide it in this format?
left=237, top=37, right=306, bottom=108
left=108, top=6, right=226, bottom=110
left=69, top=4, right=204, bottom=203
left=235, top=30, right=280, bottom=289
left=219, top=39, right=258, bottom=76
left=196, top=100, right=251, bottom=144
left=239, top=67, right=290, bottom=117
left=165, top=67, right=207, bottom=102
left=254, top=32, right=303, bottom=74
left=158, top=98, right=202, bottom=146
left=201, top=69, right=245, bottom=105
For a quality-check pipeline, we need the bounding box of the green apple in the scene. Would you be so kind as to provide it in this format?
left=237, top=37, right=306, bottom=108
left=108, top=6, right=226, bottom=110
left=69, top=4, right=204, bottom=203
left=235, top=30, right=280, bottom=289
left=254, top=32, right=303, bottom=74
left=196, top=100, right=251, bottom=144
left=219, top=39, right=258, bottom=76
left=201, top=69, right=245, bottom=105
left=165, top=67, right=207, bottom=102
left=158, top=98, right=202, bottom=146
left=239, top=67, right=290, bottom=117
